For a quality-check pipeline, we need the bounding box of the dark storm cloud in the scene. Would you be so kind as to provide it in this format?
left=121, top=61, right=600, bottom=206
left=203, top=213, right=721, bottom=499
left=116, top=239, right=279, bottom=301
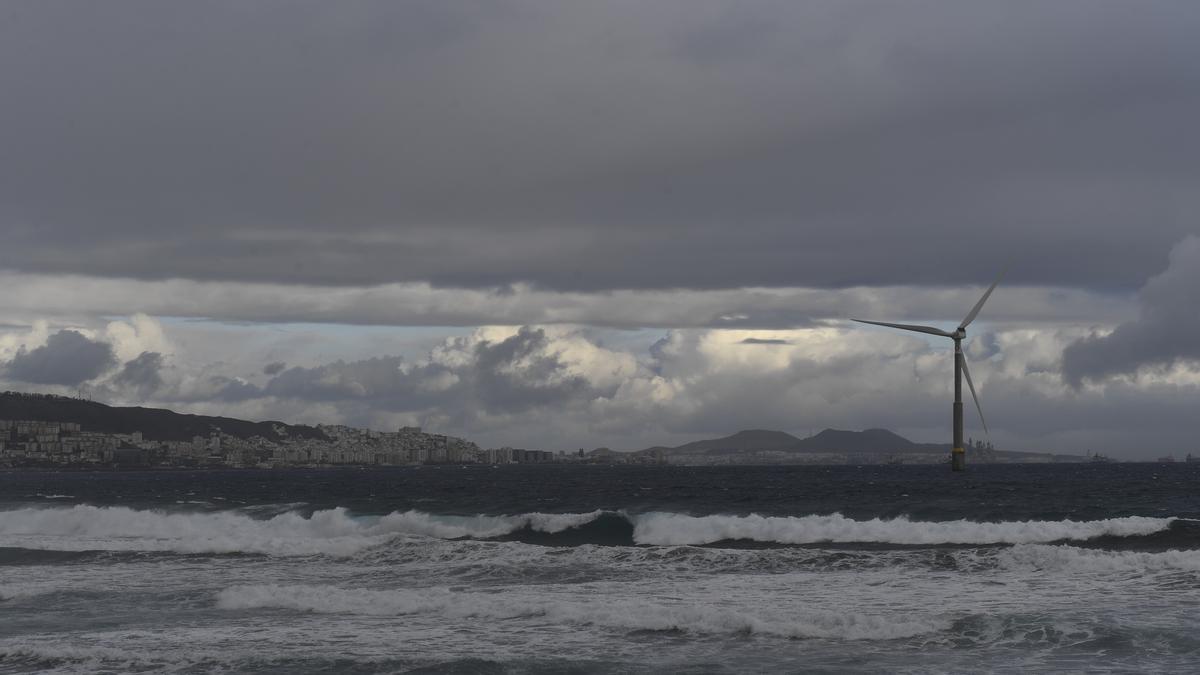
left=263, top=361, right=287, bottom=376
left=111, top=351, right=165, bottom=398
left=1061, top=237, right=1200, bottom=386
left=2, top=1, right=1198, bottom=292
left=260, top=327, right=596, bottom=420
left=4, top=330, right=117, bottom=385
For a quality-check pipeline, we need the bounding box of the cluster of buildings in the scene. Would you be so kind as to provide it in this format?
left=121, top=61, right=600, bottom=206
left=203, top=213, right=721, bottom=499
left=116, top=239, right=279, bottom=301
left=0, top=419, right=556, bottom=469
left=0, top=420, right=119, bottom=465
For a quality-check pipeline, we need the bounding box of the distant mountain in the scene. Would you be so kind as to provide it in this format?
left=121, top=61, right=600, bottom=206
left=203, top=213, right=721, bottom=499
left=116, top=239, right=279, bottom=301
left=793, top=428, right=917, bottom=453
left=640, top=428, right=925, bottom=457
left=0, top=392, right=329, bottom=442
left=636, top=427, right=1083, bottom=462
left=643, top=429, right=803, bottom=457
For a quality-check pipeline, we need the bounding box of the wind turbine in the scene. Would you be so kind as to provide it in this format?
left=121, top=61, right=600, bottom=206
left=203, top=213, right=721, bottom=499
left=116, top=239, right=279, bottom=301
left=854, top=271, right=1003, bottom=471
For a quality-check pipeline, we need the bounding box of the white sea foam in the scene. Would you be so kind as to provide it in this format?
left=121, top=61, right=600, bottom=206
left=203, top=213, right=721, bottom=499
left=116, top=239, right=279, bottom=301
left=0, top=641, right=139, bottom=668
left=997, top=544, right=1200, bottom=573
left=0, top=637, right=279, bottom=674
left=0, top=582, right=65, bottom=602
left=630, top=512, right=1176, bottom=546
left=216, top=583, right=945, bottom=640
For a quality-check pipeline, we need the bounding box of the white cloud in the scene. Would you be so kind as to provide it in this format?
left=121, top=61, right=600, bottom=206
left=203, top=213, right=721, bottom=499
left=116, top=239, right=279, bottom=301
left=0, top=320, right=50, bottom=363
left=104, top=313, right=171, bottom=363
left=4, top=309, right=1200, bottom=459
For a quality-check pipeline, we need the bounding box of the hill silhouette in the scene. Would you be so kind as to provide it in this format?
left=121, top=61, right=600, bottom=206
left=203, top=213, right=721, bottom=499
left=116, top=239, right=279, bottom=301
left=640, top=427, right=943, bottom=457
left=637, top=427, right=1085, bottom=462
left=793, top=428, right=917, bottom=453
left=642, top=429, right=802, bottom=457
left=0, top=392, right=328, bottom=442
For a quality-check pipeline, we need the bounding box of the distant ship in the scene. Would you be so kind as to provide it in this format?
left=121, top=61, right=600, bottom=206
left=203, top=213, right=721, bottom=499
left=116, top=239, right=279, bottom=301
left=1188, top=454, right=1200, bottom=463
left=1089, top=452, right=1113, bottom=463
left=1158, top=455, right=1176, bottom=463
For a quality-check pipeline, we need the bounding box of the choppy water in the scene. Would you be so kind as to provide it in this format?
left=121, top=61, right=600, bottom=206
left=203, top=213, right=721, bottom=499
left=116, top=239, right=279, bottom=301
left=2, top=464, right=1199, bottom=673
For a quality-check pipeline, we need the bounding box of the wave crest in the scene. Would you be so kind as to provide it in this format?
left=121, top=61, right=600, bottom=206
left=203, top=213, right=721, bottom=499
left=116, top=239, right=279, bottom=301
left=0, top=505, right=383, bottom=556
left=0, top=505, right=1179, bottom=556
left=0, top=505, right=612, bottom=556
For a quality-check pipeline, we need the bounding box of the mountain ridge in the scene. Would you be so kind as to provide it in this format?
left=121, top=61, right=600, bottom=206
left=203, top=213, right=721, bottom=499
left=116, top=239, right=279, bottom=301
left=639, top=427, right=931, bottom=456
left=635, top=427, right=1081, bottom=462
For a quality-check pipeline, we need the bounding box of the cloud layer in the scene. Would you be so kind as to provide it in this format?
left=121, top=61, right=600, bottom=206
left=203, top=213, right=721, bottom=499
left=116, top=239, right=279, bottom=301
left=2, top=1, right=1198, bottom=291
left=0, top=271, right=1134, bottom=329
left=5, top=313, right=1200, bottom=459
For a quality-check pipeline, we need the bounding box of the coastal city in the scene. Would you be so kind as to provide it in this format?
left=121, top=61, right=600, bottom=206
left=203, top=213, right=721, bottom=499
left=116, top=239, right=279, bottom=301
left=0, top=414, right=1073, bottom=468
left=0, top=393, right=1107, bottom=468
left=0, top=417, right=572, bottom=469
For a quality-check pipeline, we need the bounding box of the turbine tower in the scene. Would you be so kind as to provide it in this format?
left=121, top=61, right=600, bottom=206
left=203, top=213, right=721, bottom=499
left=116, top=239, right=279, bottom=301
left=854, top=271, right=1003, bottom=471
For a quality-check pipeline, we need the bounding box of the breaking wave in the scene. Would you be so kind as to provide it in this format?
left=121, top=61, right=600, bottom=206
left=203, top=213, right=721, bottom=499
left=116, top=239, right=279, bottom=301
left=0, top=505, right=608, bottom=556
left=0, top=505, right=384, bottom=556
left=216, top=583, right=944, bottom=640
left=0, top=505, right=1181, bottom=556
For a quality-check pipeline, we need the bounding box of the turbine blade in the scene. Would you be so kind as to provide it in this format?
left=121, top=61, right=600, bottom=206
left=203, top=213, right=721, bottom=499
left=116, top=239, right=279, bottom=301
left=960, top=267, right=1007, bottom=329
left=961, top=353, right=989, bottom=437
left=853, top=319, right=953, bottom=338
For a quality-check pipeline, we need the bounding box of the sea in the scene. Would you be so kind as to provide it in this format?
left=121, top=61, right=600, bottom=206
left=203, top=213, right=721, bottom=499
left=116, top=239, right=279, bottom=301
left=1, top=463, right=1199, bottom=674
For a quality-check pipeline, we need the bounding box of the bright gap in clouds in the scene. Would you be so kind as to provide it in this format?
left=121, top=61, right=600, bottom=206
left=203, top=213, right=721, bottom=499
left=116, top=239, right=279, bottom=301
left=5, top=309, right=1200, bottom=459
left=3, top=236, right=1200, bottom=459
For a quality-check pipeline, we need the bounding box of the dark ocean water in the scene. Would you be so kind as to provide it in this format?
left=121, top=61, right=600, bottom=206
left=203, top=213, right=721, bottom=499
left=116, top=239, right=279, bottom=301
left=2, top=464, right=1199, bottom=673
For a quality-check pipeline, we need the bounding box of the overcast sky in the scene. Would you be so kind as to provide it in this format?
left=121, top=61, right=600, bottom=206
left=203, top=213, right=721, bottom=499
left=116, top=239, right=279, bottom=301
left=2, top=1, right=1199, bottom=458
